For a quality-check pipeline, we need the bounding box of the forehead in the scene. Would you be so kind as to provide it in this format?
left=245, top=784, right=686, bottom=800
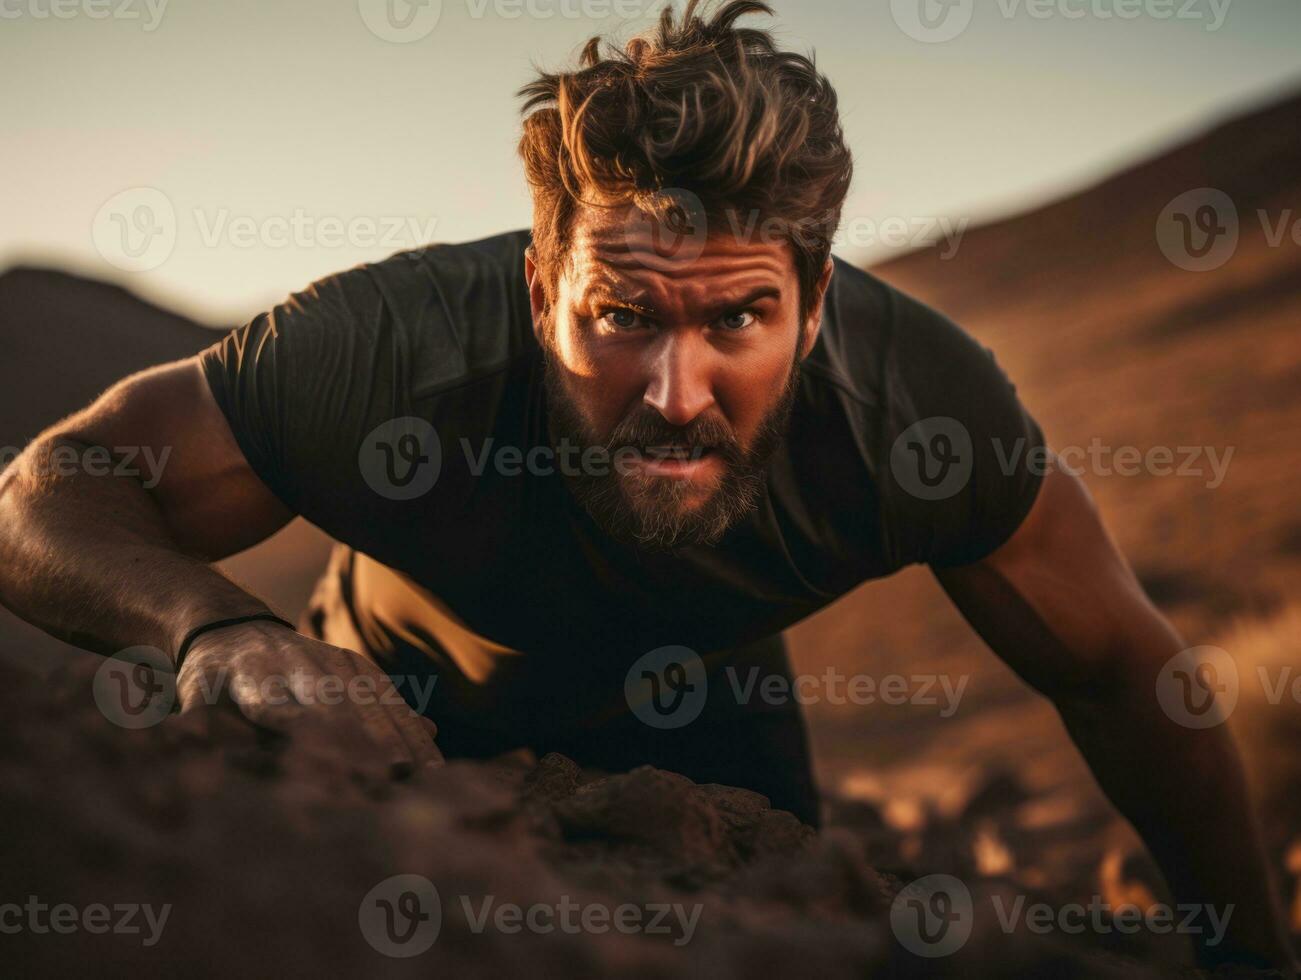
left=562, top=203, right=796, bottom=313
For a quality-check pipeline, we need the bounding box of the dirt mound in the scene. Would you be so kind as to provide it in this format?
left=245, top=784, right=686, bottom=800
left=9, top=658, right=1270, bottom=979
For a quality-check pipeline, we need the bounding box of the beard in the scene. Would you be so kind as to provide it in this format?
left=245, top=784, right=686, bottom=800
left=540, top=325, right=803, bottom=552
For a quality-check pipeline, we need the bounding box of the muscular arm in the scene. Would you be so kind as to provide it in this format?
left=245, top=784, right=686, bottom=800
left=936, top=455, right=1293, bottom=971
left=0, top=357, right=292, bottom=662
left=0, top=355, right=441, bottom=772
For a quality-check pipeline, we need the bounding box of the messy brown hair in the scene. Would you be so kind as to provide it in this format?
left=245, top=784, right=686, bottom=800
left=517, top=0, right=853, bottom=325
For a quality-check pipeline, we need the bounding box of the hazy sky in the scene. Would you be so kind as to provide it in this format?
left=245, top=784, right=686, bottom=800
left=2, top=0, right=1299, bottom=324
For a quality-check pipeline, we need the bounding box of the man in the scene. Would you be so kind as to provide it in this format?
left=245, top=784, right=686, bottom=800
left=0, top=0, right=1291, bottom=970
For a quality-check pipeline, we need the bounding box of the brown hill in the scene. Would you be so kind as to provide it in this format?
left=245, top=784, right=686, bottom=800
left=788, top=86, right=1301, bottom=927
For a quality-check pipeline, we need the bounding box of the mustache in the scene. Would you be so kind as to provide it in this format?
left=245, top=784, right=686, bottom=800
left=604, top=411, right=741, bottom=461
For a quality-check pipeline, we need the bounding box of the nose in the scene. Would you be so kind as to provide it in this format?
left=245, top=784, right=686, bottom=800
left=641, top=329, right=716, bottom=427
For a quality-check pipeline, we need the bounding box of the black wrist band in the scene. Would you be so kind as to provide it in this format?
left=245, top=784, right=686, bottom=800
left=174, top=613, right=296, bottom=673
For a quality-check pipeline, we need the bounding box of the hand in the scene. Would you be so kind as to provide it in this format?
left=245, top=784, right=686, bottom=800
left=175, top=620, right=444, bottom=777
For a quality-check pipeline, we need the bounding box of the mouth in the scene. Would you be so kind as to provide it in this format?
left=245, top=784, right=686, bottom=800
left=632, top=444, right=721, bottom=481
left=642, top=444, right=714, bottom=462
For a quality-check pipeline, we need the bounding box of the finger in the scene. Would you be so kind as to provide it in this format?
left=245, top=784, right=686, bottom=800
left=418, top=716, right=445, bottom=761
left=373, top=674, right=444, bottom=771
left=321, top=648, right=442, bottom=769
left=317, top=647, right=422, bottom=777
left=388, top=701, right=445, bottom=769
left=354, top=661, right=443, bottom=767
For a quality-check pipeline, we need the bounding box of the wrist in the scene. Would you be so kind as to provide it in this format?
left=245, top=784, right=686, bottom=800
left=169, top=605, right=292, bottom=671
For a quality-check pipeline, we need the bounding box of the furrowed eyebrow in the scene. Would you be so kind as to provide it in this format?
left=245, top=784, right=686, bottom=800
left=582, top=289, right=657, bottom=315
left=710, top=286, right=782, bottom=314
left=579, top=285, right=782, bottom=319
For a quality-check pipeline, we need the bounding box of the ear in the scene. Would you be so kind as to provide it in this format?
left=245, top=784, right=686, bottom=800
left=524, top=245, right=548, bottom=344
left=799, top=258, right=835, bottom=361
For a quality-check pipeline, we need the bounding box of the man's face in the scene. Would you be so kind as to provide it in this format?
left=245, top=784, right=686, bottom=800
left=526, top=203, right=832, bottom=551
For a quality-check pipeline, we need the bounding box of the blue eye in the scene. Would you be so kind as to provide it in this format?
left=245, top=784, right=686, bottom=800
left=600, top=309, right=646, bottom=331
left=718, top=310, right=756, bottom=331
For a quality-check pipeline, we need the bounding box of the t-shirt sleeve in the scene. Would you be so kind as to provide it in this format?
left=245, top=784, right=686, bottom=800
left=875, top=287, right=1047, bottom=569
left=197, top=263, right=406, bottom=528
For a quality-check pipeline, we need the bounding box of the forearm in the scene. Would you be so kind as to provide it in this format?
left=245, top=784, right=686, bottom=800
left=0, top=436, right=274, bottom=664
left=1057, top=640, right=1293, bottom=970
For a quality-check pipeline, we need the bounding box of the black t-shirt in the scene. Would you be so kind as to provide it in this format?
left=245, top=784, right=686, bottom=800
left=199, top=228, right=1045, bottom=743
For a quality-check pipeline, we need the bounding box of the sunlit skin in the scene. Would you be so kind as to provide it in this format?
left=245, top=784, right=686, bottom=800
left=524, top=202, right=834, bottom=547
